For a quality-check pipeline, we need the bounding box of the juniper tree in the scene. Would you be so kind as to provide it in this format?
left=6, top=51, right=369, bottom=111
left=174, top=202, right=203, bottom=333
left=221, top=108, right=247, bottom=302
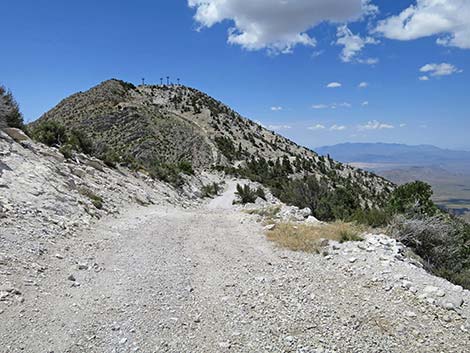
left=0, top=85, right=24, bottom=130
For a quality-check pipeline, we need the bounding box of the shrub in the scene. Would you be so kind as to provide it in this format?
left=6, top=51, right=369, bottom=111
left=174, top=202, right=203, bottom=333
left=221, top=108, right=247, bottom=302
left=235, top=184, right=257, bottom=204
left=255, top=187, right=266, bottom=201
left=102, top=149, right=120, bottom=168
left=178, top=160, right=194, bottom=175
left=79, top=188, right=104, bottom=209
left=148, top=163, right=184, bottom=187
left=214, top=136, right=240, bottom=162
left=31, top=122, right=94, bottom=159
left=59, top=145, right=73, bottom=159
left=201, top=182, right=221, bottom=198
left=351, top=208, right=392, bottom=228
left=388, top=181, right=437, bottom=217
left=389, top=214, right=470, bottom=289
left=31, top=121, right=68, bottom=147
left=68, top=129, right=93, bottom=155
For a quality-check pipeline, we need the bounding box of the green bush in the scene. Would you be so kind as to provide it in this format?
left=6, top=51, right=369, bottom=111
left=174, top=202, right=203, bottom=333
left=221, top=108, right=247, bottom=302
left=31, top=121, right=68, bottom=147
left=31, top=122, right=94, bottom=159
left=351, top=208, right=392, bottom=228
left=148, top=163, right=184, bottom=187
left=68, top=129, right=93, bottom=155
left=235, top=184, right=257, bottom=204
left=102, top=149, right=120, bottom=168
left=0, top=86, right=24, bottom=130
left=59, top=145, right=73, bottom=159
left=388, top=181, right=437, bottom=216
left=256, top=187, right=266, bottom=201
left=178, top=160, right=194, bottom=175
left=201, top=182, right=221, bottom=198
left=79, top=188, right=104, bottom=209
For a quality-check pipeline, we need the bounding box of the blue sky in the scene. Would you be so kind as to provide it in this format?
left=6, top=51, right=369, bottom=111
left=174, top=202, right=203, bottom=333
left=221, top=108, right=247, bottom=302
left=1, top=0, right=469, bottom=150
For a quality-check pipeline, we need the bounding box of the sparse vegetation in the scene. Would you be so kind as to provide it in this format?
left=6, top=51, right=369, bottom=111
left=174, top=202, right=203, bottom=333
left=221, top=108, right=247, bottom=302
left=31, top=121, right=68, bottom=147
left=390, top=214, right=470, bottom=289
left=385, top=181, right=470, bottom=289
left=201, top=182, right=222, bottom=198
left=235, top=184, right=258, bottom=204
left=79, top=187, right=104, bottom=209
left=245, top=205, right=281, bottom=219
left=266, top=222, right=363, bottom=253
left=31, top=121, right=93, bottom=156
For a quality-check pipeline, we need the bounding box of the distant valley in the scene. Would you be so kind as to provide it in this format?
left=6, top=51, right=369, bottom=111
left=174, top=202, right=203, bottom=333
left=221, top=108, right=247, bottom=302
left=316, top=143, right=470, bottom=221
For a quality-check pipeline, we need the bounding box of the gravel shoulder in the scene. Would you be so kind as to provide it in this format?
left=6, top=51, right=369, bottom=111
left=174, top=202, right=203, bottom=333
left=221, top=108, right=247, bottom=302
left=1, top=186, right=470, bottom=352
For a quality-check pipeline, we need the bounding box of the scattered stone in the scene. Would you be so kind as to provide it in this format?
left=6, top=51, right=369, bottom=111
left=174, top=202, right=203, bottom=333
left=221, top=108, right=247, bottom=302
left=218, top=341, right=231, bottom=349
left=67, top=274, right=76, bottom=282
left=264, top=224, right=275, bottom=231
left=442, top=315, right=452, bottom=323
left=77, top=263, right=88, bottom=270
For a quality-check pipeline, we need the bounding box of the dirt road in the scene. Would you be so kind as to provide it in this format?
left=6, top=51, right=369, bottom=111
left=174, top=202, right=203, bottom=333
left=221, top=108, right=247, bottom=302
left=1, top=187, right=469, bottom=352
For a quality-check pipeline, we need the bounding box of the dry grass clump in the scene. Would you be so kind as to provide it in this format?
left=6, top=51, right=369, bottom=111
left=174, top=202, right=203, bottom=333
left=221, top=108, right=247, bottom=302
left=245, top=206, right=281, bottom=219
left=266, top=222, right=364, bottom=253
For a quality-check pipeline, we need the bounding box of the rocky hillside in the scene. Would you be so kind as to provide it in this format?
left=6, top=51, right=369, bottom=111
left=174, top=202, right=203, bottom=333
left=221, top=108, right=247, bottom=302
left=33, top=79, right=393, bottom=209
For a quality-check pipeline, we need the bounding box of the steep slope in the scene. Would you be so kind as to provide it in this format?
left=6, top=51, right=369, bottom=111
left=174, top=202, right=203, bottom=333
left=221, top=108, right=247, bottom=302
left=33, top=79, right=394, bottom=208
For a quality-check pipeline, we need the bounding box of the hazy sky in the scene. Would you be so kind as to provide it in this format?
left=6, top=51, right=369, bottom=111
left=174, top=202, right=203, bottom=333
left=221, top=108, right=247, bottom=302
left=2, top=0, right=469, bottom=150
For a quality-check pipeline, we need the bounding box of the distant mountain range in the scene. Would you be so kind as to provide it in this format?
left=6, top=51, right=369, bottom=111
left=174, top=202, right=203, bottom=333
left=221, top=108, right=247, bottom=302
left=316, top=143, right=470, bottom=174
left=315, top=143, right=470, bottom=220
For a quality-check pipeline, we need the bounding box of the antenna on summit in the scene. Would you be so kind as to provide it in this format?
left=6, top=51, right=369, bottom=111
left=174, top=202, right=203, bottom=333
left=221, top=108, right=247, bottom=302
left=160, top=78, right=163, bottom=86
left=166, top=76, right=170, bottom=85
left=141, top=78, right=145, bottom=86
left=177, top=78, right=180, bottom=85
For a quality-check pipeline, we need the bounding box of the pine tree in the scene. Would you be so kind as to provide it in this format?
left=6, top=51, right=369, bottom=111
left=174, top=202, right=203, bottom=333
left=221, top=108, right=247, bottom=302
left=0, top=86, right=24, bottom=130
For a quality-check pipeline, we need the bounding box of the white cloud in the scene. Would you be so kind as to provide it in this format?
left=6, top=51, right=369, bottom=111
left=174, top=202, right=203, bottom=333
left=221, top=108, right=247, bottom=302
left=326, top=82, right=342, bottom=88
left=332, top=102, right=352, bottom=108
left=270, top=106, right=283, bottom=111
left=358, top=120, right=394, bottom=130
left=313, top=102, right=351, bottom=109
left=311, top=50, right=324, bottom=58
left=308, top=124, right=326, bottom=130
left=400, top=123, right=407, bottom=128
left=375, top=0, right=470, bottom=49
left=361, top=101, right=369, bottom=106
left=419, top=63, right=461, bottom=76
left=188, top=0, right=377, bottom=53
left=330, top=124, right=347, bottom=131
left=419, top=75, right=429, bottom=81
left=357, top=57, right=379, bottom=65
left=268, top=124, right=291, bottom=131
left=336, top=25, right=379, bottom=63
left=358, top=81, right=369, bottom=88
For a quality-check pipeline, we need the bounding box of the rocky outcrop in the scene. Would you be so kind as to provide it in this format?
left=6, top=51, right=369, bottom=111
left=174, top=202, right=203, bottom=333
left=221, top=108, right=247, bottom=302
left=0, top=134, right=218, bottom=290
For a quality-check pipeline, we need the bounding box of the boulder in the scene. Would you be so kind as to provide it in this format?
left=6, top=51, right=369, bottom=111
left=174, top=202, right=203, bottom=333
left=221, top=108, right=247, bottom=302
left=305, top=215, right=321, bottom=225
left=2, top=128, right=29, bottom=142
